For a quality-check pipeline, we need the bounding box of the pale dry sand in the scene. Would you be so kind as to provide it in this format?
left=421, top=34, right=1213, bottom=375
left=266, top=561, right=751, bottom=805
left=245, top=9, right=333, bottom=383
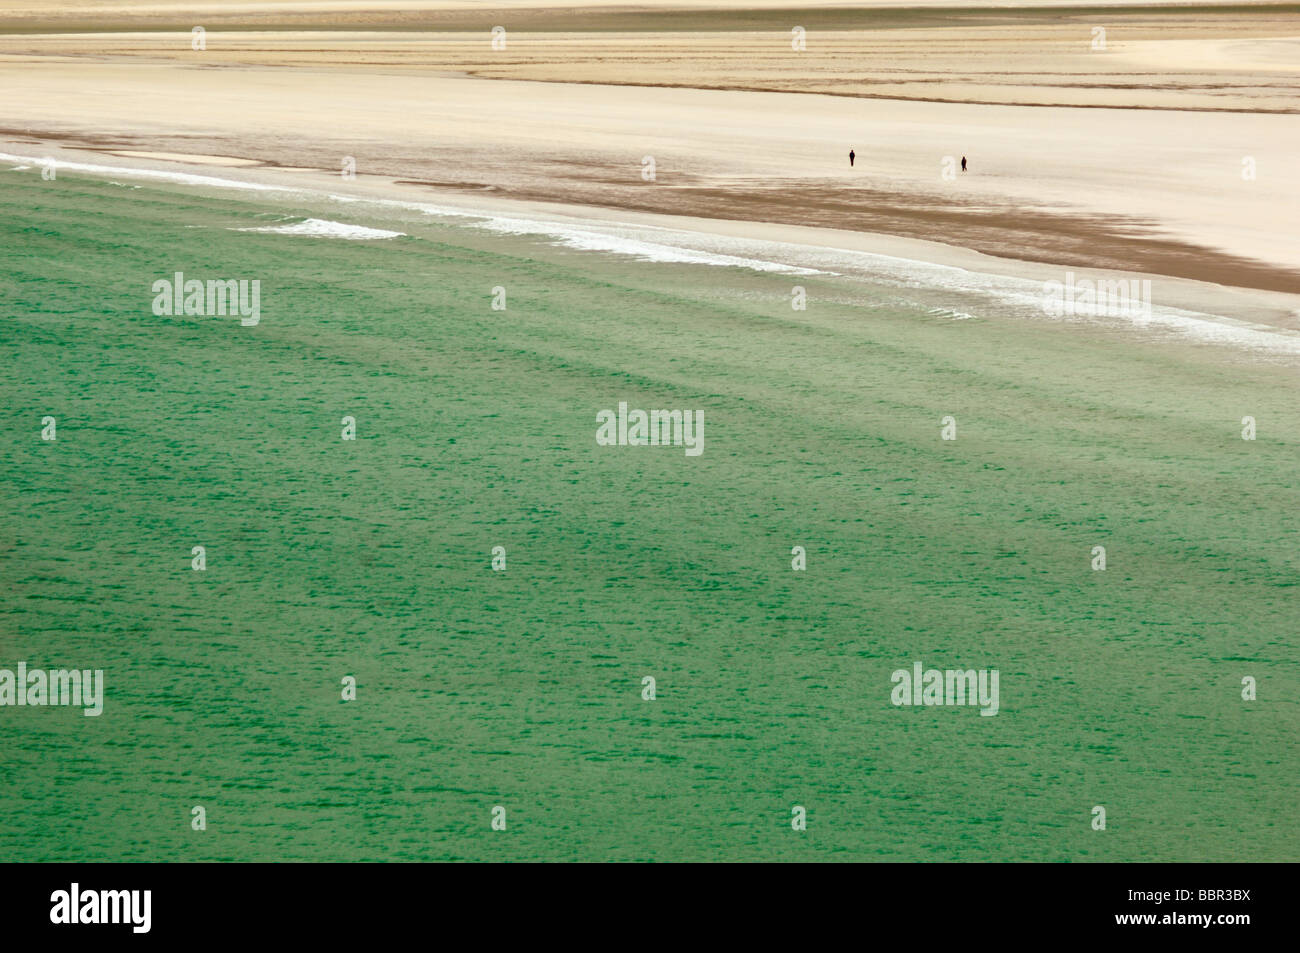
left=109, top=149, right=261, bottom=165
left=2, top=2, right=1297, bottom=315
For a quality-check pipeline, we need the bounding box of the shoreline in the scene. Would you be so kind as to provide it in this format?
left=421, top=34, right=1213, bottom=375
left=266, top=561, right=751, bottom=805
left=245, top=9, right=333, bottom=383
left=8, top=127, right=1300, bottom=305
left=6, top=139, right=1300, bottom=347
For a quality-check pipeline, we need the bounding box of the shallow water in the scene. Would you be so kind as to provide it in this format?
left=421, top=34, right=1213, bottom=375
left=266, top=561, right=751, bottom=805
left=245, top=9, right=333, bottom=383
left=0, top=170, right=1296, bottom=861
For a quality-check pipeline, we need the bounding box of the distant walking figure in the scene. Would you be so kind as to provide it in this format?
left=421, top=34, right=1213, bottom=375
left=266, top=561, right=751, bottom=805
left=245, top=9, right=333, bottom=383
left=961, top=156, right=967, bottom=172
left=849, top=149, right=855, bottom=168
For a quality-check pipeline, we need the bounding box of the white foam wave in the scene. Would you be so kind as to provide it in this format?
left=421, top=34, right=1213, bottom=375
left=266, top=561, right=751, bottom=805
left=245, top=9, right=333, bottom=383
left=236, top=218, right=404, bottom=240
left=471, top=215, right=820, bottom=274
left=0, top=152, right=283, bottom=192
left=427, top=209, right=1300, bottom=355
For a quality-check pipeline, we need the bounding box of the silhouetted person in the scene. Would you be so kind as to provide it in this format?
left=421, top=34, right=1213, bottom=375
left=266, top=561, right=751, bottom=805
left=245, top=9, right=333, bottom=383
left=849, top=149, right=855, bottom=168
left=961, top=156, right=967, bottom=172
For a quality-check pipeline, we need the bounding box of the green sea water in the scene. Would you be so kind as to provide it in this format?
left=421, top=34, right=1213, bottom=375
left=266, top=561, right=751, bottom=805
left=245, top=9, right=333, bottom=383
left=0, top=170, right=1296, bottom=861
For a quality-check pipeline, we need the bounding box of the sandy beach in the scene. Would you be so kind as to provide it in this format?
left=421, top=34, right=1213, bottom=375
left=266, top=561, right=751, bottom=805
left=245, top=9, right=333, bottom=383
left=2, top=2, right=1298, bottom=317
